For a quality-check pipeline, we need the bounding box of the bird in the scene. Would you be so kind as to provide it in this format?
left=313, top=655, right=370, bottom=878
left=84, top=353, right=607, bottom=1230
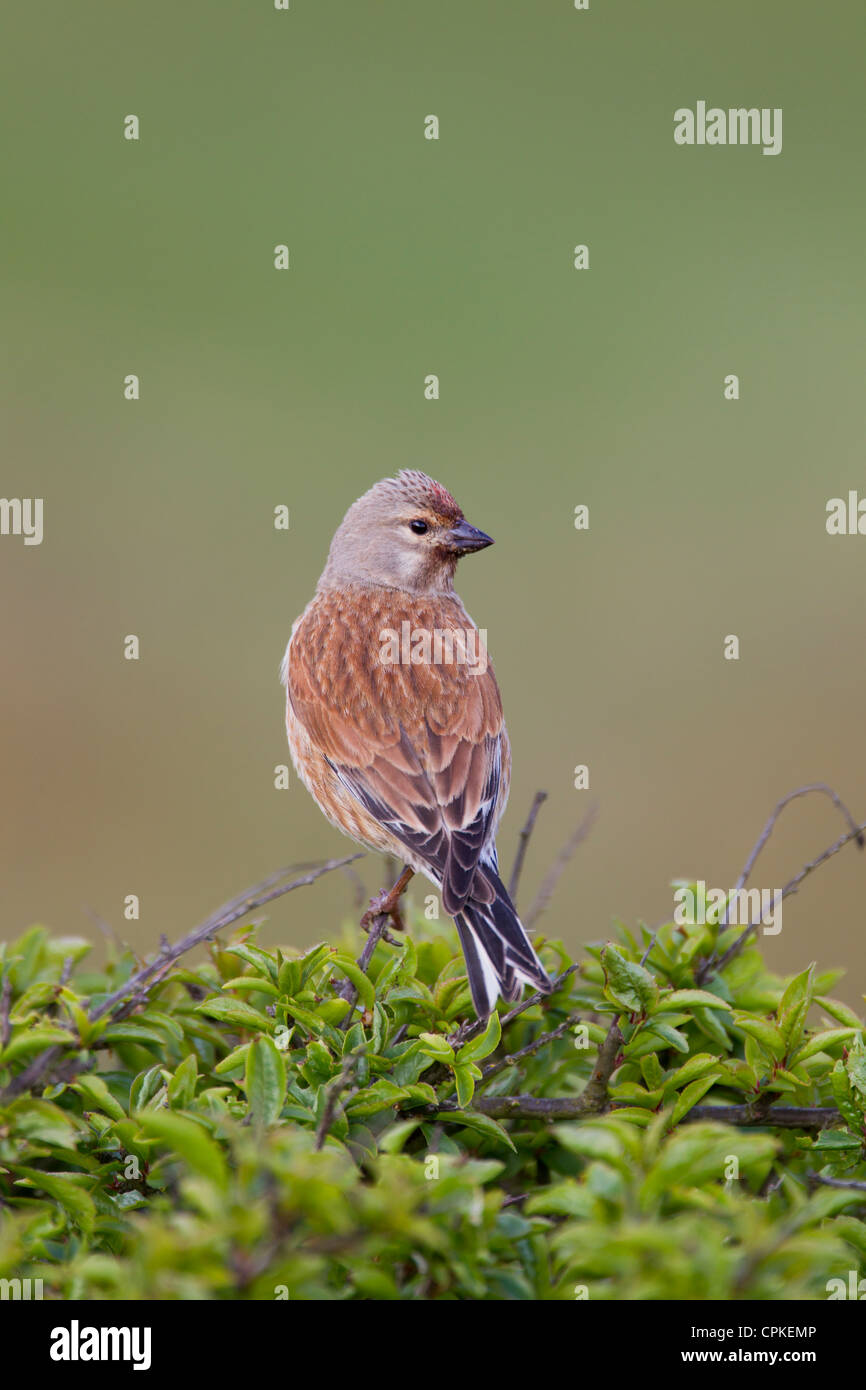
left=281, top=470, right=552, bottom=1020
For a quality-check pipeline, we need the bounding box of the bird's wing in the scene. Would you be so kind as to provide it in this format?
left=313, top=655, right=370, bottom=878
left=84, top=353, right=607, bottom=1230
left=286, top=589, right=506, bottom=914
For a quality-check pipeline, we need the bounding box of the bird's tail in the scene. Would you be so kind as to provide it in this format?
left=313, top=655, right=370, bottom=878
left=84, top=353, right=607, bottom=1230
left=453, top=867, right=552, bottom=1020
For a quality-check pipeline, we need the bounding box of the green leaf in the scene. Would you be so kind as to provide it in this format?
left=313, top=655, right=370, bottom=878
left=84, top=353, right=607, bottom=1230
left=68, top=1001, right=101, bottom=1047
left=328, top=953, right=376, bottom=1011
left=777, top=964, right=814, bottom=1050
left=644, top=1022, right=690, bottom=1054
left=72, top=1073, right=126, bottom=1121
left=667, top=1053, right=722, bottom=1092
left=437, top=1109, right=516, bottom=1152
left=282, top=1002, right=328, bottom=1036
left=692, top=1005, right=732, bottom=1051
left=129, top=1065, right=166, bottom=1111
left=639, top=1052, right=666, bottom=1090
left=846, top=1034, right=866, bottom=1100
left=453, top=1064, right=476, bottom=1109
left=670, top=1073, right=722, bottom=1126
left=815, top=996, right=863, bottom=1029
left=732, top=1013, right=786, bottom=1060
left=610, top=1081, right=664, bottom=1108
left=397, top=935, right=418, bottom=982
left=400, top=1082, right=437, bottom=1107
left=660, top=989, right=733, bottom=1012
left=220, top=976, right=281, bottom=998
left=301, top=1040, right=335, bottom=1088
left=137, top=1008, right=185, bottom=1041
left=345, top=1079, right=412, bottom=1119
left=168, top=1052, right=198, bottom=1109
left=245, top=1035, right=287, bottom=1128
left=811, top=1129, right=863, bottom=1154
left=377, top=1119, right=423, bottom=1154
left=553, top=1122, right=630, bottom=1172
left=601, top=945, right=658, bottom=1013
left=418, top=1031, right=455, bottom=1062
left=214, top=1043, right=251, bottom=1075
left=641, top=1123, right=777, bottom=1203
left=458, top=1012, right=501, bottom=1065
left=223, top=943, right=279, bottom=985
left=11, top=1166, right=96, bottom=1233
left=316, top=999, right=351, bottom=1027
left=789, top=1029, right=858, bottom=1066
left=101, top=1022, right=170, bottom=1048
left=4, top=1098, right=88, bottom=1146
left=0, top=1025, right=72, bottom=1065
left=277, top=956, right=302, bottom=996
left=135, top=1110, right=228, bottom=1188
left=195, top=996, right=273, bottom=1031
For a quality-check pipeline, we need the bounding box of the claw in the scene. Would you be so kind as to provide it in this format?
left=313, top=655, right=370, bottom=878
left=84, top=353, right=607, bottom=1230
left=360, top=866, right=414, bottom=931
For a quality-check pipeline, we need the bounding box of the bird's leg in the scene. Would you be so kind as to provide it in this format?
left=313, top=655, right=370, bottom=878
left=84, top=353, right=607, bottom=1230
left=361, top=865, right=414, bottom=932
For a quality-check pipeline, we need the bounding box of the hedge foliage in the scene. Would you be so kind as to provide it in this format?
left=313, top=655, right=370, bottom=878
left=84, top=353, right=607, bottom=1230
left=1, top=894, right=865, bottom=1300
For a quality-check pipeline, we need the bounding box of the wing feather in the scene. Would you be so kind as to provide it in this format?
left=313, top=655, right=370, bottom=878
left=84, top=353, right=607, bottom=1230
left=287, top=587, right=506, bottom=910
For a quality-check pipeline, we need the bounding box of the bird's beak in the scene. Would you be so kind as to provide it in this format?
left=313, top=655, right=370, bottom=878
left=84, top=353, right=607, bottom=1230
left=441, top=518, right=494, bottom=555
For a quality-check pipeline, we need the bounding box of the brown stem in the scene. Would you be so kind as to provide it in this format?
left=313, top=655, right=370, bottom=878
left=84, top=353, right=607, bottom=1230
left=479, top=1013, right=585, bottom=1083
left=508, top=791, right=548, bottom=902
left=525, top=803, right=598, bottom=929
left=698, top=818, right=866, bottom=984
left=338, top=866, right=413, bottom=1030
left=430, top=1096, right=839, bottom=1128
left=0, top=854, right=363, bottom=1104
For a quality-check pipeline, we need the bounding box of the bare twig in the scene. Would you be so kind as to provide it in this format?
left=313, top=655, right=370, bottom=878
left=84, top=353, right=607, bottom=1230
left=697, top=784, right=863, bottom=983
left=698, top=818, right=866, bottom=984
left=525, top=802, right=598, bottom=929
left=0, top=974, right=12, bottom=1050
left=480, top=1013, right=584, bottom=1083
left=579, top=1020, right=624, bottom=1113
left=336, top=913, right=393, bottom=1029
left=91, top=855, right=363, bottom=1022
left=315, top=1054, right=361, bottom=1151
left=734, top=784, right=863, bottom=896
left=340, top=861, right=368, bottom=912
left=807, top=1173, right=866, bottom=1193
left=82, top=904, right=138, bottom=961
left=0, top=854, right=362, bottom=1104
left=337, top=867, right=413, bottom=1030
left=430, top=1096, right=839, bottom=1128
left=508, top=791, right=548, bottom=902
left=441, top=1015, right=622, bottom=1117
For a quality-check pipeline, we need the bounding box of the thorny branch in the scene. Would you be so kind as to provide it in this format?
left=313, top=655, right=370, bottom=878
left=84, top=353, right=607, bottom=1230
left=91, top=855, right=364, bottom=1021
left=698, top=818, right=866, bottom=984
left=0, top=854, right=362, bottom=1104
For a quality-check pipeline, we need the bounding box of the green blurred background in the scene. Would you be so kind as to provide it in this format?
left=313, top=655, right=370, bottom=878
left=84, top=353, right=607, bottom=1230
left=2, top=2, right=864, bottom=999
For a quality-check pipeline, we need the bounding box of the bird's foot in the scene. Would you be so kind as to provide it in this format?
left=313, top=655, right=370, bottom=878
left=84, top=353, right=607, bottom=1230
left=360, top=866, right=414, bottom=932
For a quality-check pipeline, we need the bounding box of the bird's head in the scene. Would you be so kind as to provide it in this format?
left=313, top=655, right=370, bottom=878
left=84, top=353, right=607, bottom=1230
left=319, top=470, right=493, bottom=594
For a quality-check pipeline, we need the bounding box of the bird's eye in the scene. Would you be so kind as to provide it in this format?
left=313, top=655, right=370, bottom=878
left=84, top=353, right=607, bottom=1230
left=409, top=519, right=428, bottom=534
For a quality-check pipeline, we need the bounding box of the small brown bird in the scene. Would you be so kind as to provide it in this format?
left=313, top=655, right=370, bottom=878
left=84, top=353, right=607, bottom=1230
left=281, top=470, right=551, bottom=1019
